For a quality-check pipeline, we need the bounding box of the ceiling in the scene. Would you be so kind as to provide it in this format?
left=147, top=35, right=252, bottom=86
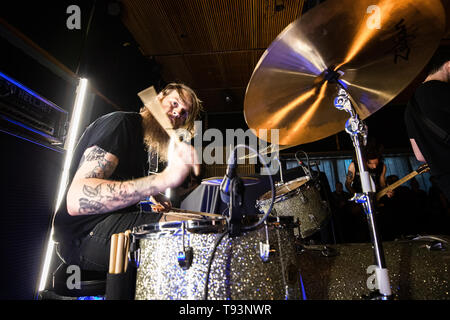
left=119, top=0, right=450, bottom=117
left=120, top=0, right=306, bottom=114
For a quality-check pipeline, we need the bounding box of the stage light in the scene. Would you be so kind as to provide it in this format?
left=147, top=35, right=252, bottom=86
left=37, top=78, right=89, bottom=294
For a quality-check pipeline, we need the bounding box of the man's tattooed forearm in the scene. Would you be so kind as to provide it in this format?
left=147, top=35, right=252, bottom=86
left=79, top=181, right=144, bottom=214
left=78, top=198, right=107, bottom=215
left=77, top=175, right=160, bottom=215
left=82, top=184, right=102, bottom=197
left=106, top=183, right=117, bottom=193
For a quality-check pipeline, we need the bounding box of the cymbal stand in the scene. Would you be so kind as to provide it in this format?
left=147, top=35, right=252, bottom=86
left=333, top=87, right=392, bottom=299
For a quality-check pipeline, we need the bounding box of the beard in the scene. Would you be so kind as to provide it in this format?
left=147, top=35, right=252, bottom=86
left=141, top=109, right=170, bottom=162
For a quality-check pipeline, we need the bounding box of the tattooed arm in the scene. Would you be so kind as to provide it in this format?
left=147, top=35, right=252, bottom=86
left=66, top=145, right=165, bottom=216
left=66, top=143, right=199, bottom=216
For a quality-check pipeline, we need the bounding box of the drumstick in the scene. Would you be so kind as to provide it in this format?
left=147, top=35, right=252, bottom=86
left=161, top=212, right=203, bottom=221
left=124, top=230, right=131, bottom=272
left=138, top=86, right=178, bottom=142
left=170, top=208, right=222, bottom=218
left=238, top=143, right=293, bottom=160
left=115, top=233, right=125, bottom=274
left=109, top=234, right=118, bottom=274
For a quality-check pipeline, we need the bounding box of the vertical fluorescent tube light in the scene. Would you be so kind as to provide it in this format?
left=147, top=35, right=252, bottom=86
left=37, top=78, right=89, bottom=293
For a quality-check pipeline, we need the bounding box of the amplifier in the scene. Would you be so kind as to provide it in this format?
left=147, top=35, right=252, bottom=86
left=0, top=71, right=68, bottom=147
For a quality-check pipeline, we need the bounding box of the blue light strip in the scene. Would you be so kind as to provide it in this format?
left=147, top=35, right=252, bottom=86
left=0, top=128, right=64, bottom=153
left=0, top=114, right=57, bottom=141
left=0, top=71, right=68, bottom=114
left=77, top=296, right=105, bottom=300
left=299, top=273, right=307, bottom=300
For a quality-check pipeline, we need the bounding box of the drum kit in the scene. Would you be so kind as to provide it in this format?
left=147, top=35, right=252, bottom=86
left=131, top=0, right=446, bottom=300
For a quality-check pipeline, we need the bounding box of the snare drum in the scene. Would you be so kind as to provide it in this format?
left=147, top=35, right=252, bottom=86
left=257, top=176, right=330, bottom=238
left=132, top=216, right=301, bottom=300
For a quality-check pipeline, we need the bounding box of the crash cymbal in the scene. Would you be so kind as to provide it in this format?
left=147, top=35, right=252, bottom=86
left=244, top=0, right=445, bottom=146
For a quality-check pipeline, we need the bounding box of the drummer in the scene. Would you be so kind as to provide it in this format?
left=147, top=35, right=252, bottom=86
left=52, top=83, right=203, bottom=272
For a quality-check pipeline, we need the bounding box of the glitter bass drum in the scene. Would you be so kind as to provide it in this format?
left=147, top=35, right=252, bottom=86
left=131, top=217, right=302, bottom=300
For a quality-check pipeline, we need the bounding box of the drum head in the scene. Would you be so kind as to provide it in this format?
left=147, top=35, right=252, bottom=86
left=132, top=217, right=227, bottom=239
left=259, top=176, right=310, bottom=201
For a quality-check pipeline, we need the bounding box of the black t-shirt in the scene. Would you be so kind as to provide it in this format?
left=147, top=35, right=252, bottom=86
left=404, top=80, right=450, bottom=177
left=53, top=112, right=149, bottom=244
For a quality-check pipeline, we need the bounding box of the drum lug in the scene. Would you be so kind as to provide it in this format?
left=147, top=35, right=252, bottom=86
left=259, top=242, right=277, bottom=262
left=130, top=234, right=141, bottom=268
left=177, top=247, right=194, bottom=270
left=129, top=248, right=140, bottom=268
left=259, top=242, right=271, bottom=262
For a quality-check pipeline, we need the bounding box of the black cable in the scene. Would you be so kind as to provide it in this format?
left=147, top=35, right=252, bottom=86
left=295, top=150, right=320, bottom=180
left=203, top=231, right=228, bottom=300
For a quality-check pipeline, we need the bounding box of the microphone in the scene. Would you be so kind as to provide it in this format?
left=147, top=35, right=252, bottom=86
left=220, top=150, right=237, bottom=204
left=297, top=160, right=311, bottom=177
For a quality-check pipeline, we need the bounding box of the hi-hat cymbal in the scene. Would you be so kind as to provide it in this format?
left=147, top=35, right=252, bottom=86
left=244, top=0, right=445, bottom=146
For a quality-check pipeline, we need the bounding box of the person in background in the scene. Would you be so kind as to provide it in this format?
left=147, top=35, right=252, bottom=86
left=344, top=147, right=387, bottom=242
left=404, top=50, right=450, bottom=236
left=404, top=50, right=450, bottom=202
left=345, top=149, right=387, bottom=196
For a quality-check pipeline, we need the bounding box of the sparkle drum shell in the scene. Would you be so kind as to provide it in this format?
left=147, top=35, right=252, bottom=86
left=132, top=217, right=301, bottom=300
left=257, top=176, right=331, bottom=238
